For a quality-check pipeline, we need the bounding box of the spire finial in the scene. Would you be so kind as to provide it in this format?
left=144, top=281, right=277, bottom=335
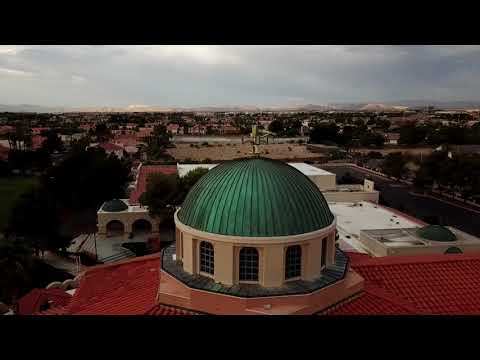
left=250, top=123, right=260, bottom=156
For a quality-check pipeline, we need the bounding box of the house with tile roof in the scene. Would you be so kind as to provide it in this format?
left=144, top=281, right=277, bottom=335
left=94, top=142, right=126, bottom=159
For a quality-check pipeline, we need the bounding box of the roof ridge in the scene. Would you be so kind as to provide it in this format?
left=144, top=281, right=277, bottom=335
left=363, top=284, right=422, bottom=314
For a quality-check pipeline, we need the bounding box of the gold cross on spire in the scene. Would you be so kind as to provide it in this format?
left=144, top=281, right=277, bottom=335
left=250, top=123, right=260, bottom=156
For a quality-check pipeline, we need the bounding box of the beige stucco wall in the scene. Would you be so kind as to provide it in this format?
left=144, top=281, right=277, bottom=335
left=174, top=210, right=337, bottom=287
left=310, top=174, right=337, bottom=190
left=323, top=190, right=379, bottom=204
left=97, top=209, right=160, bottom=240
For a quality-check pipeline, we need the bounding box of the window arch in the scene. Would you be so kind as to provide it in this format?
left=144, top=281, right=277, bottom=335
left=106, top=220, right=125, bottom=237
left=285, top=245, right=302, bottom=280
left=199, top=241, right=214, bottom=275
left=321, top=237, right=327, bottom=267
left=239, top=247, right=259, bottom=282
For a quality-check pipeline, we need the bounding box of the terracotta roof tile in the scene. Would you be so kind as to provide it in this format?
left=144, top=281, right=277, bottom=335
left=326, top=285, right=418, bottom=315
left=66, top=254, right=161, bottom=315
left=97, top=143, right=124, bottom=152
left=129, top=165, right=178, bottom=204
left=332, top=252, right=480, bottom=315
left=35, top=305, right=68, bottom=315
left=17, top=288, right=72, bottom=315
left=145, top=304, right=200, bottom=315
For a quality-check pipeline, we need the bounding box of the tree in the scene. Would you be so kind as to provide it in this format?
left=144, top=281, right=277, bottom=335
left=309, top=123, right=340, bottom=144
left=139, top=173, right=179, bottom=218
left=359, top=132, right=385, bottom=147
left=268, top=119, right=284, bottom=134
left=44, top=148, right=131, bottom=210
left=94, top=123, right=111, bottom=142
left=398, top=124, right=427, bottom=145
left=41, top=130, right=64, bottom=154
left=143, top=125, right=172, bottom=160
left=6, top=188, right=65, bottom=255
left=233, top=116, right=253, bottom=135
left=176, top=167, right=209, bottom=203
left=381, top=152, right=408, bottom=179
left=0, top=235, right=33, bottom=304
left=140, top=168, right=209, bottom=219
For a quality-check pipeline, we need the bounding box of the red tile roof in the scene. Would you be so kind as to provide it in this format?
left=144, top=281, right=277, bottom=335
left=35, top=305, right=68, bottom=315
left=65, top=254, right=161, bottom=315
left=145, top=304, right=200, bottom=315
left=167, top=124, right=179, bottom=130
left=329, top=252, right=480, bottom=315
left=31, top=135, right=47, bottom=150
left=326, top=284, right=418, bottom=315
left=114, top=135, right=139, bottom=147
left=129, top=165, right=178, bottom=204
left=35, top=248, right=480, bottom=316
left=97, top=142, right=124, bottom=152
left=0, top=144, right=9, bottom=161
left=17, top=288, right=72, bottom=315
left=31, top=254, right=199, bottom=316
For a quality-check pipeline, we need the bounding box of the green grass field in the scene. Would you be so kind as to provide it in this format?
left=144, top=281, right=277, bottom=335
left=0, top=177, right=38, bottom=231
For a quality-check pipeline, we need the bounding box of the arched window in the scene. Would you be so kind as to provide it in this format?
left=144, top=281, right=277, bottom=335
left=321, top=237, right=327, bottom=267
left=199, top=241, right=214, bottom=275
left=132, top=219, right=152, bottom=235
left=106, top=220, right=125, bottom=237
left=285, top=245, right=302, bottom=280
left=239, top=247, right=259, bottom=282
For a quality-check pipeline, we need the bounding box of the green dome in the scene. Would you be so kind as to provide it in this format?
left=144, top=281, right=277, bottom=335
left=177, top=157, right=334, bottom=237
left=445, top=246, right=462, bottom=254
left=102, top=199, right=128, bottom=212
left=417, top=225, right=457, bottom=242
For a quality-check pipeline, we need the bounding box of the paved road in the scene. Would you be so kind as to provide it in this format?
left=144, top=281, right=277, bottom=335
left=320, top=165, right=480, bottom=237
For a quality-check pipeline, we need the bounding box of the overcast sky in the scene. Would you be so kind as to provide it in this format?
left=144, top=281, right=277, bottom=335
left=1, top=45, right=480, bottom=108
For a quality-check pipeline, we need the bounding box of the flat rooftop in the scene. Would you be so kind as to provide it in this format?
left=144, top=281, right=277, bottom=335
left=364, top=227, right=480, bottom=248
left=329, top=201, right=424, bottom=253
left=287, top=163, right=335, bottom=176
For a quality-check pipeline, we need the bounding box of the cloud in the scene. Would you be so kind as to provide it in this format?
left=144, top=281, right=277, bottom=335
left=0, top=47, right=18, bottom=56
left=0, top=67, right=34, bottom=77
left=71, top=74, right=87, bottom=84
left=0, top=45, right=479, bottom=107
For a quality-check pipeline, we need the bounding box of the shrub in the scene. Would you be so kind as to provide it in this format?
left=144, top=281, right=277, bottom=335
left=288, top=147, right=292, bottom=151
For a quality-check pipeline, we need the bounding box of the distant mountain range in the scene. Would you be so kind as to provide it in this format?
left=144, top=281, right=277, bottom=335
left=1, top=100, right=480, bottom=113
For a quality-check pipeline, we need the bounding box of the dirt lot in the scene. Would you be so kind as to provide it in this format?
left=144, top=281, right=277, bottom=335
left=167, top=143, right=326, bottom=162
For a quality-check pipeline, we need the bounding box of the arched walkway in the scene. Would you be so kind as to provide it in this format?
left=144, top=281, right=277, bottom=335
left=132, top=219, right=152, bottom=236
left=106, top=220, right=125, bottom=237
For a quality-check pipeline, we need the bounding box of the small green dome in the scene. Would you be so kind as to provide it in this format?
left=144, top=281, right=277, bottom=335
left=102, top=199, right=128, bottom=212
left=177, top=157, right=334, bottom=237
left=445, top=246, right=462, bottom=254
left=417, top=225, right=456, bottom=242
